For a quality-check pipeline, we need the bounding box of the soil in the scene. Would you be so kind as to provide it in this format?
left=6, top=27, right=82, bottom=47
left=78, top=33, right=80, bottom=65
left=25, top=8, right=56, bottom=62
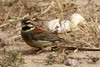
left=0, top=0, right=100, bottom=67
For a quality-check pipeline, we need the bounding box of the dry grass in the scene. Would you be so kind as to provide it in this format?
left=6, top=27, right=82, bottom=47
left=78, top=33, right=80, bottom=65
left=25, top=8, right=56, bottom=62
left=0, top=0, right=100, bottom=67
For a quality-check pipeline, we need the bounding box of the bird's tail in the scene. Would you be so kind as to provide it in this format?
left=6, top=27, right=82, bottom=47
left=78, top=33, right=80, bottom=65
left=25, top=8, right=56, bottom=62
left=59, top=38, right=82, bottom=45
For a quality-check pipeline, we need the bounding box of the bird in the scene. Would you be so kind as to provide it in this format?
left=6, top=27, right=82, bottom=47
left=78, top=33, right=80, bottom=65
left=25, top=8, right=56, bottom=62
left=21, top=18, right=79, bottom=50
left=21, top=18, right=100, bottom=52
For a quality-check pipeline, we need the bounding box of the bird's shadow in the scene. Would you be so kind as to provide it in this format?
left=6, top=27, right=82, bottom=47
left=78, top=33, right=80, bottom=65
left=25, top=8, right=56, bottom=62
left=21, top=49, right=53, bottom=55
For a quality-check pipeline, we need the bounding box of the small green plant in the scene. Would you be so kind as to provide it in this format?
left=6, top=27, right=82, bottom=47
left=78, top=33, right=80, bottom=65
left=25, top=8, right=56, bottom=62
left=0, top=49, right=24, bottom=67
left=60, top=55, right=68, bottom=63
left=90, top=56, right=100, bottom=63
left=70, top=34, right=74, bottom=37
left=46, top=54, right=56, bottom=65
left=4, top=0, right=19, bottom=7
left=87, top=55, right=100, bottom=64
left=46, top=53, right=69, bottom=65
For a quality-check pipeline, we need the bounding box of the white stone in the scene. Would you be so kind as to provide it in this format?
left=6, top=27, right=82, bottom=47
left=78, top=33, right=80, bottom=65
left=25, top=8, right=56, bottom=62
left=98, top=25, right=100, bottom=30
left=47, top=19, right=71, bottom=33
left=70, top=13, right=86, bottom=30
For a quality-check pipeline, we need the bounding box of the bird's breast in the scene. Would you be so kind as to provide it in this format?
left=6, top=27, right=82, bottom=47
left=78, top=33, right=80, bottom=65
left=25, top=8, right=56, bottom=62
left=21, top=31, right=53, bottom=48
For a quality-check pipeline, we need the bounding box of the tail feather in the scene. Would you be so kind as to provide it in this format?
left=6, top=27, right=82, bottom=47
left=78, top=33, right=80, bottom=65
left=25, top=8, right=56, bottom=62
left=59, top=38, right=82, bottom=45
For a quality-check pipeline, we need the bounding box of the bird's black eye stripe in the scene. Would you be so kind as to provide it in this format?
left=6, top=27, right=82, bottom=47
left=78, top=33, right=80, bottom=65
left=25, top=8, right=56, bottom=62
left=22, top=26, right=31, bottom=30
left=25, top=22, right=30, bottom=24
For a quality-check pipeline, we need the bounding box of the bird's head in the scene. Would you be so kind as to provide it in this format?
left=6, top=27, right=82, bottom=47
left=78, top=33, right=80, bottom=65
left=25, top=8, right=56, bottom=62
left=21, top=18, right=35, bottom=32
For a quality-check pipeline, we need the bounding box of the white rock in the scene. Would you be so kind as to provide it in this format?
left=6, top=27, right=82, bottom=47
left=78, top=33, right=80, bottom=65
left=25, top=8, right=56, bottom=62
left=60, top=20, right=71, bottom=33
left=70, top=13, right=86, bottom=30
left=47, top=13, right=86, bottom=33
left=47, top=19, right=71, bottom=33
left=47, top=19, right=60, bottom=32
left=98, top=25, right=100, bottom=30
left=65, top=58, right=78, bottom=66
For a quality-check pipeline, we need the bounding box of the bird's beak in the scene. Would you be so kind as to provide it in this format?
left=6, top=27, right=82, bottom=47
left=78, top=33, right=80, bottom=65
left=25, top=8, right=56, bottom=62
left=21, top=24, right=33, bottom=28
left=27, top=24, right=33, bottom=27
left=21, top=24, right=26, bottom=27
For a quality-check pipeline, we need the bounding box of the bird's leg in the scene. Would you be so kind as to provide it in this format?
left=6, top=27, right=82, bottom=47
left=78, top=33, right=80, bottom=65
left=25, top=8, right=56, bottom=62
left=51, top=41, right=61, bottom=51
left=57, top=43, right=68, bottom=54
left=30, top=47, right=41, bottom=51
left=36, top=49, right=43, bottom=54
left=51, top=43, right=66, bottom=54
left=30, top=47, right=44, bottom=54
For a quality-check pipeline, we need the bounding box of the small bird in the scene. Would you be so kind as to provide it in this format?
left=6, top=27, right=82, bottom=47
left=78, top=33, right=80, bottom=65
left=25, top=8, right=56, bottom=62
left=21, top=18, right=78, bottom=50
left=21, top=18, right=100, bottom=52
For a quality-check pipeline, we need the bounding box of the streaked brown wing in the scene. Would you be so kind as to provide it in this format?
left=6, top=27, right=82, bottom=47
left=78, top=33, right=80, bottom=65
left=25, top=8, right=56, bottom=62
left=30, top=31, right=61, bottom=42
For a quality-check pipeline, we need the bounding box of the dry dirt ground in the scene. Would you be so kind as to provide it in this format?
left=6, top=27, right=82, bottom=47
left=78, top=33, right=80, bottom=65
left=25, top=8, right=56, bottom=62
left=0, top=0, right=100, bottom=67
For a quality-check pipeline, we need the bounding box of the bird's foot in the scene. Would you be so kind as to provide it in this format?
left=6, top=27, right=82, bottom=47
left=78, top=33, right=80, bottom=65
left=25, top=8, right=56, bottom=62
left=30, top=48, right=44, bottom=54
left=51, top=46, right=60, bottom=51
left=36, top=49, right=44, bottom=54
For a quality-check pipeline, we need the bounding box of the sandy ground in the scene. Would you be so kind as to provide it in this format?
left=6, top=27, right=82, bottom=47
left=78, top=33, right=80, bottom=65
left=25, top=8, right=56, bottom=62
left=0, top=0, right=100, bottom=67
left=1, top=44, right=100, bottom=67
